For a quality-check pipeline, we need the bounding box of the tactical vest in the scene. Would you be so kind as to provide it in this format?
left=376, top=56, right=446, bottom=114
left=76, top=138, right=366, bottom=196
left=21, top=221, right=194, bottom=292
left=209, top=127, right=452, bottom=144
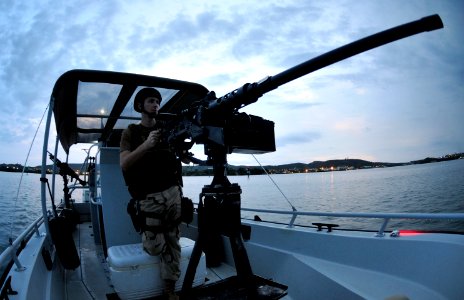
left=122, top=123, right=181, bottom=199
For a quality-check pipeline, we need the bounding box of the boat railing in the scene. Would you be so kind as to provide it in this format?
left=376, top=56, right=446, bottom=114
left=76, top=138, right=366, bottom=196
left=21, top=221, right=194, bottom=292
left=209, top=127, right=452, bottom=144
left=0, top=215, right=44, bottom=273
left=88, top=195, right=102, bottom=206
left=240, top=207, right=464, bottom=236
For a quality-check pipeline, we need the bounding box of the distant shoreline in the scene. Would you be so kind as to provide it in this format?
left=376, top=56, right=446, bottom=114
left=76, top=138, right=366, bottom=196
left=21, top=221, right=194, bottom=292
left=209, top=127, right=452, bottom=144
left=1, top=153, right=462, bottom=176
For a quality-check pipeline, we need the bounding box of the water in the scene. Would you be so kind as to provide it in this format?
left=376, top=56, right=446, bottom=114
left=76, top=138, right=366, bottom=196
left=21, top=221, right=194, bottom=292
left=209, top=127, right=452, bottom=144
left=0, top=172, right=65, bottom=254
left=1, top=160, right=463, bottom=255
left=181, top=159, right=464, bottom=232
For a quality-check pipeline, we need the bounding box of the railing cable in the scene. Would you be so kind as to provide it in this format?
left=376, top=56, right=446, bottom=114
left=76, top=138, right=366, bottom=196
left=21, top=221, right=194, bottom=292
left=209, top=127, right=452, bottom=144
left=251, top=154, right=297, bottom=212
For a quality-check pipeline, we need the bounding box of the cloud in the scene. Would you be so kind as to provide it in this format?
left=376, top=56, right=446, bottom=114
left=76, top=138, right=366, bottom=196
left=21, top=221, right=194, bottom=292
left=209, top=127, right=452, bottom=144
left=277, top=131, right=321, bottom=147
left=333, top=117, right=369, bottom=135
left=0, top=0, right=463, bottom=166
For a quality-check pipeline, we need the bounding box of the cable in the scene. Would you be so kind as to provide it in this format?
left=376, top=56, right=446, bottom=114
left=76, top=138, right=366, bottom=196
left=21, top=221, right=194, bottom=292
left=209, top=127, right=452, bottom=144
left=8, top=103, right=50, bottom=241
left=251, top=154, right=297, bottom=212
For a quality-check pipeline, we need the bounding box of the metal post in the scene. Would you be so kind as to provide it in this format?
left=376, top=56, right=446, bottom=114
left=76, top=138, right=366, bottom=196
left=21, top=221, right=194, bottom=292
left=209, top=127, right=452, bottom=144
left=376, top=218, right=390, bottom=237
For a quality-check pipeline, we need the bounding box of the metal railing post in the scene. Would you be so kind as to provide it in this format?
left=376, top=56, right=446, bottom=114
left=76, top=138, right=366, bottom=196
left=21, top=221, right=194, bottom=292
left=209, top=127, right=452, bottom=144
left=376, top=218, right=390, bottom=237
left=288, top=212, right=297, bottom=228
left=13, top=254, right=26, bottom=272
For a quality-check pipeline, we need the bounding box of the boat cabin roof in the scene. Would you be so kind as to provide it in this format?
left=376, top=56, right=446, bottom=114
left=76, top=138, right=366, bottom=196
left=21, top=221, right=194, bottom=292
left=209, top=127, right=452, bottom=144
left=51, top=69, right=209, bottom=153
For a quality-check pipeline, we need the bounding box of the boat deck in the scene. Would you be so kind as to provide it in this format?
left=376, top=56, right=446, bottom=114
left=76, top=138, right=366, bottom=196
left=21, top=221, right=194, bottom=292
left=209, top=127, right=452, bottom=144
left=66, top=221, right=282, bottom=300
left=66, top=222, right=113, bottom=299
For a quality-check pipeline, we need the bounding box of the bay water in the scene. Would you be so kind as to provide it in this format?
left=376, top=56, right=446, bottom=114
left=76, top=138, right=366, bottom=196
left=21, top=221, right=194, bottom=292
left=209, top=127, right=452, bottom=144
left=1, top=159, right=463, bottom=255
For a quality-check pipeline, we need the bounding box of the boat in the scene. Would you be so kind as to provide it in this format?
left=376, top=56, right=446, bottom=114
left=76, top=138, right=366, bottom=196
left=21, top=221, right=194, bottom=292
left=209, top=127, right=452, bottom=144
left=1, top=14, right=464, bottom=300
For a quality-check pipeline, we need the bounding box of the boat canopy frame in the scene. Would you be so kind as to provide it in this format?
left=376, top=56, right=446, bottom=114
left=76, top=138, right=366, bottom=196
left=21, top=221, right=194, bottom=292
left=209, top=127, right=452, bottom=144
left=50, top=70, right=209, bottom=154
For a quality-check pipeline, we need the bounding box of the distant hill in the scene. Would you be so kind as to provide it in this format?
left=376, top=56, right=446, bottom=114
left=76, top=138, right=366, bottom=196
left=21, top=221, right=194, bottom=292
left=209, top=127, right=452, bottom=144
left=1, top=153, right=463, bottom=175
left=36, top=159, right=400, bottom=175
left=249, top=159, right=405, bottom=174
left=269, top=159, right=404, bottom=170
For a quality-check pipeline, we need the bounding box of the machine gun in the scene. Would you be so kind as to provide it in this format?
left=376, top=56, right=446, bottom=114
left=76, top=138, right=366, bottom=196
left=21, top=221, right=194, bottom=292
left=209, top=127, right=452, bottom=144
left=47, top=151, right=86, bottom=210
left=173, top=14, right=444, bottom=297
left=165, top=14, right=443, bottom=169
left=48, top=152, right=86, bottom=186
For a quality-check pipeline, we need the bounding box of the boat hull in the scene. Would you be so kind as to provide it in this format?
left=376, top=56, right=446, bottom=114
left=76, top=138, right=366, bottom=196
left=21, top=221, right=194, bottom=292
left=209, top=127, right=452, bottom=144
left=182, top=217, right=464, bottom=300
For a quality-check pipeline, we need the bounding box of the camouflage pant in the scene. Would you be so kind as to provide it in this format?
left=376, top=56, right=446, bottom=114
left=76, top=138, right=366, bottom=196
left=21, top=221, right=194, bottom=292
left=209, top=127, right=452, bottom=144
left=139, top=185, right=182, bottom=281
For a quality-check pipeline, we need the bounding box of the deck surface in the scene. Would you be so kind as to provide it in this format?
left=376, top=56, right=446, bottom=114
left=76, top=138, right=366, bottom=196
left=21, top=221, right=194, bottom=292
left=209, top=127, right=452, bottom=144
left=66, top=222, right=113, bottom=299
left=66, top=222, right=247, bottom=300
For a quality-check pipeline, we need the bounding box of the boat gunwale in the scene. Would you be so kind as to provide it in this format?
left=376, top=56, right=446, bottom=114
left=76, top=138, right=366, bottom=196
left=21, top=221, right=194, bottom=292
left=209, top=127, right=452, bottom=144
left=0, top=216, right=44, bottom=272
left=3, top=201, right=463, bottom=283
left=241, top=206, right=464, bottom=232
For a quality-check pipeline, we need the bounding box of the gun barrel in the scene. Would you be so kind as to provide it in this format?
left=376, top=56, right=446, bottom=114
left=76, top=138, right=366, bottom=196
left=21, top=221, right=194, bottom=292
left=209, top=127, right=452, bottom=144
left=258, top=14, right=443, bottom=94
left=208, top=15, right=443, bottom=113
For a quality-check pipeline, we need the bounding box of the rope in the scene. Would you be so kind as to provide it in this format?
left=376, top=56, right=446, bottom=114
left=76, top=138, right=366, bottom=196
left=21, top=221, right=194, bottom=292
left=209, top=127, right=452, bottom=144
left=8, top=103, right=50, bottom=242
left=251, top=154, right=297, bottom=212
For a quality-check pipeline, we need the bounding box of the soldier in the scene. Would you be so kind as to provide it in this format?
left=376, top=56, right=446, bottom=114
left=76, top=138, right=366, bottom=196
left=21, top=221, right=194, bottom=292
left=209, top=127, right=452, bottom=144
left=120, top=88, right=182, bottom=300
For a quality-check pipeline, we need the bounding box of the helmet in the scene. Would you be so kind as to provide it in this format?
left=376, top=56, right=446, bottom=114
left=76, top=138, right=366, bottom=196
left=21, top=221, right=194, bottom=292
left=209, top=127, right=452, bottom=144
left=133, top=88, right=162, bottom=113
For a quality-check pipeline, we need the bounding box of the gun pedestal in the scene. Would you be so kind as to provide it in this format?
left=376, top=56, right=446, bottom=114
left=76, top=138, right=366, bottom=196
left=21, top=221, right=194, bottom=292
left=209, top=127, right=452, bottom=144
left=182, top=149, right=256, bottom=297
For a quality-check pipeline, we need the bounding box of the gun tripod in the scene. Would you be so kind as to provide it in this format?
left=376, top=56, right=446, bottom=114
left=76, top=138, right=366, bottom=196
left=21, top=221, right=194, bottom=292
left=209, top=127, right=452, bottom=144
left=181, top=149, right=256, bottom=297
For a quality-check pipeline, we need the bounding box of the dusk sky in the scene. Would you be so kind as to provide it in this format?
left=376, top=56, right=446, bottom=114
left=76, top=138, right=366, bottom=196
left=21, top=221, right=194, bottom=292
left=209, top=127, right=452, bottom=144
left=1, top=0, right=463, bottom=167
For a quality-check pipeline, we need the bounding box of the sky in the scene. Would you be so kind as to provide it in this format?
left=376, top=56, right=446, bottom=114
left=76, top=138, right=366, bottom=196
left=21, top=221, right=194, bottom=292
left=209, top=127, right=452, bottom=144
left=0, top=0, right=463, bottom=167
